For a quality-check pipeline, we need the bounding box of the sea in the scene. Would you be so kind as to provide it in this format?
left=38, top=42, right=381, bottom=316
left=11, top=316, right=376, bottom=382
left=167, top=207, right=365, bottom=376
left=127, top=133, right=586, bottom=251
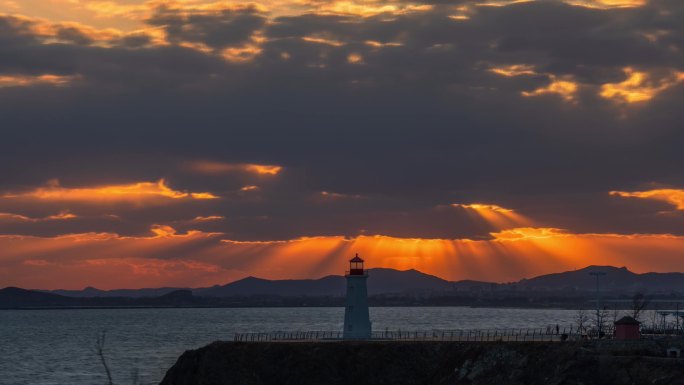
left=0, top=307, right=579, bottom=385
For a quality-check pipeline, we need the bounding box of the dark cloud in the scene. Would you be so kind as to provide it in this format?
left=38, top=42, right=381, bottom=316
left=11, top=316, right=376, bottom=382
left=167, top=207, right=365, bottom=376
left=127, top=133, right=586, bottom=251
left=1, top=1, right=684, bottom=241
left=146, top=4, right=266, bottom=49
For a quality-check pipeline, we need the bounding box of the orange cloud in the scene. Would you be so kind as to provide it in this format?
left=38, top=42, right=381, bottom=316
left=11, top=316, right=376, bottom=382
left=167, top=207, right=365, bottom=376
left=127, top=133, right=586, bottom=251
left=600, top=68, right=684, bottom=104
left=0, top=211, right=77, bottom=222
left=73, top=0, right=268, bottom=21
left=301, top=36, right=346, bottom=47
left=217, top=229, right=684, bottom=283
left=79, top=1, right=149, bottom=19
left=315, top=1, right=432, bottom=17
left=192, top=215, right=225, bottom=222
left=522, top=76, right=579, bottom=102
left=489, top=64, right=538, bottom=77
left=0, top=1, right=20, bottom=11
left=0, top=225, right=234, bottom=289
left=347, top=52, right=364, bottom=64
left=610, top=189, right=684, bottom=210
left=364, top=40, right=403, bottom=48
left=475, top=0, right=534, bottom=7
left=2, top=179, right=218, bottom=203
left=566, top=0, right=646, bottom=9
left=221, top=42, right=264, bottom=63
left=451, top=203, right=532, bottom=229
left=0, top=74, right=80, bottom=88
left=4, top=225, right=684, bottom=289
left=490, top=227, right=567, bottom=240
left=187, top=160, right=283, bottom=175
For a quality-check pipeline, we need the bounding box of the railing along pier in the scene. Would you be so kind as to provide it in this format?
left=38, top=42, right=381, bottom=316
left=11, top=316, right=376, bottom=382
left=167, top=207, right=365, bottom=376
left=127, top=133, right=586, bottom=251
left=233, top=327, right=597, bottom=343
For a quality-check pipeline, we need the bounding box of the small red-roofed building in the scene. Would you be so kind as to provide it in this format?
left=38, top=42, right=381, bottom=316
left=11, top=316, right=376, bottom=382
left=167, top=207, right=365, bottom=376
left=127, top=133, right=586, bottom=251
left=614, top=316, right=640, bottom=340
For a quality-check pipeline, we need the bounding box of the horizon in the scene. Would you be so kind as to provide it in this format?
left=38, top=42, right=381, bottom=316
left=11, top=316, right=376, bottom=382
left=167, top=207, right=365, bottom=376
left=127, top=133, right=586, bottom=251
left=20, top=263, right=665, bottom=292
left=2, top=0, right=684, bottom=290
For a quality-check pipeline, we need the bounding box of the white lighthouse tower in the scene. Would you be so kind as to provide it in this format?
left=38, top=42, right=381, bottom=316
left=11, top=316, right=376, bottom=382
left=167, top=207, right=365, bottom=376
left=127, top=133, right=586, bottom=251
left=343, top=254, right=372, bottom=339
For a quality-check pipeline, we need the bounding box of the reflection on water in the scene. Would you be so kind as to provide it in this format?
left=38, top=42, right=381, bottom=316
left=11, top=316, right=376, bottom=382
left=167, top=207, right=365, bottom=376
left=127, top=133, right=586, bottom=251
left=0, top=307, right=578, bottom=385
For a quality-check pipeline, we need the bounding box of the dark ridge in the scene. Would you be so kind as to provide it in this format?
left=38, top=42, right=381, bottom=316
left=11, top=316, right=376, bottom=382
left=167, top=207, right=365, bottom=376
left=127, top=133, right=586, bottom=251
left=159, top=340, right=684, bottom=385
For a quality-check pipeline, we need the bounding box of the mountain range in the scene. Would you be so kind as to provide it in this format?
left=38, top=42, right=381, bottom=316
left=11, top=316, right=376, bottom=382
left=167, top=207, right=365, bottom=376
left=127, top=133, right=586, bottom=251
left=3, top=265, right=684, bottom=309
left=46, top=265, right=684, bottom=298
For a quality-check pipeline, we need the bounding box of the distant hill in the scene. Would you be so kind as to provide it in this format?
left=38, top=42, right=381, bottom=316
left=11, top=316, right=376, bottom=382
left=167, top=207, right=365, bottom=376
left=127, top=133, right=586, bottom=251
left=6, top=265, right=684, bottom=309
left=516, top=266, right=684, bottom=293
left=0, top=287, right=78, bottom=308
left=195, top=268, right=454, bottom=297
left=27, top=265, right=684, bottom=303
left=196, top=276, right=345, bottom=297
left=48, top=286, right=186, bottom=298
left=0, top=287, right=201, bottom=309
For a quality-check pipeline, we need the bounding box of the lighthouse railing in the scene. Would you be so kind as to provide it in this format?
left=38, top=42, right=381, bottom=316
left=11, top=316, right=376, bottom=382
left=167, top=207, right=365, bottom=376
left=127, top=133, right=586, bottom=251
left=233, top=326, right=603, bottom=342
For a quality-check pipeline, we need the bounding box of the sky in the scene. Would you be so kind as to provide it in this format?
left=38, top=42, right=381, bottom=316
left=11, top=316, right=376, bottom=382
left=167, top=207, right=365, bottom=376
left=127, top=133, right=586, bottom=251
left=2, top=0, right=684, bottom=289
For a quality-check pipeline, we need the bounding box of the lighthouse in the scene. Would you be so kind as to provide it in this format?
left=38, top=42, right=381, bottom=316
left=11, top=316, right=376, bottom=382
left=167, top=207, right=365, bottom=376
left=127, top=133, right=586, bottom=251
left=343, top=254, right=372, bottom=339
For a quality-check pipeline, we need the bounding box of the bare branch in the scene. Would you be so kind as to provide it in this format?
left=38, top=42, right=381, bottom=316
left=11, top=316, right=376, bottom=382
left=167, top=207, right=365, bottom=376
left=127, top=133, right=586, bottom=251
left=631, top=291, right=652, bottom=321
left=95, top=331, right=114, bottom=385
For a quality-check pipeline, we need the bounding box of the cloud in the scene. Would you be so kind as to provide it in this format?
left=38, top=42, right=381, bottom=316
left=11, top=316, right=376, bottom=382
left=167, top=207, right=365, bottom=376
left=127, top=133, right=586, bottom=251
left=186, top=161, right=283, bottom=175
left=2, top=179, right=218, bottom=204
left=611, top=189, right=684, bottom=210
left=0, top=211, right=77, bottom=222
left=567, top=0, right=646, bottom=9
left=317, top=190, right=364, bottom=200
left=1, top=0, right=684, bottom=290
left=4, top=225, right=684, bottom=289
left=146, top=3, right=267, bottom=50
left=0, top=73, right=81, bottom=87
left=521, top=76, right=579, bottom=101
left=450, top=203, right=532, bottom=230
left=488, top=64, right=538, bottom=77
left=600, top=67, right=684, bottom=104
left=192, top=215, right=225, bottom=222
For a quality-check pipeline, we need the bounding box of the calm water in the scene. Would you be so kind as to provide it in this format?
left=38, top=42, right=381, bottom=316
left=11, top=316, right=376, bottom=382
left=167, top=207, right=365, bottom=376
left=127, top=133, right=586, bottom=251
left=0, top=307, right=578, bottom=385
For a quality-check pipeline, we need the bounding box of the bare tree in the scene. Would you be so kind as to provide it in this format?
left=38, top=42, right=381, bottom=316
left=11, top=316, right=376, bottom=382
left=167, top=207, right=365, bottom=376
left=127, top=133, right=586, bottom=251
left=596, top=307, right=610, bottom=338
left=575, top=308, right=589, bottom=336
left=95, top=331, right=113, bottom=385
left=631, top=291, right=652, bottom=321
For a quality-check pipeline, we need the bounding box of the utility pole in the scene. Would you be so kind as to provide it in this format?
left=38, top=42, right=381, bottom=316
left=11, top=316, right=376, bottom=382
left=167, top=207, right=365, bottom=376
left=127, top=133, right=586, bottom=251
left=590, top=271, right=606, bottom=338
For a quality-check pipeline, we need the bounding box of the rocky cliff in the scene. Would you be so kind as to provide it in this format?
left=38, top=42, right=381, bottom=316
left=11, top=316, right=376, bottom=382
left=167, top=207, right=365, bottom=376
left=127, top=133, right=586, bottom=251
left=160, top=340, right=684, bottom=385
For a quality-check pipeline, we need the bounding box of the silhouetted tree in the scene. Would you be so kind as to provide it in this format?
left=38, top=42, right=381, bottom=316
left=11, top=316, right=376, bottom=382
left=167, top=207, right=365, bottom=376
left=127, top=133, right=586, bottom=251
left=575, top=308, right=589, bottom=336
left=95, top=331, right=113, bottom=385
left=631, top=291, right=651, bottom=321
left=595, top=307, right=610, bottom=338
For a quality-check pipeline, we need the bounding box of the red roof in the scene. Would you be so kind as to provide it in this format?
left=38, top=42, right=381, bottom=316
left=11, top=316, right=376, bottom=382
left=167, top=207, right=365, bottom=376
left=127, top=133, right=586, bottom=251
left=350, top=254, right=364, bottom=262
left=615, top=316, right=640, bottom=325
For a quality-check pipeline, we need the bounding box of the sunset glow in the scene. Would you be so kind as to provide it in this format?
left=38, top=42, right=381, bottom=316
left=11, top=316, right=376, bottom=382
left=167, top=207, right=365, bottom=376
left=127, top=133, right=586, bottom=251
left=489, top=64, right=537, bottom=77
left=600, top=68, right=684, bottom=104
left=522, top=77, right=578, bottom=102
left=0, top=74, right=78, bottom=88
left=451, top=203, right=531, bottom=229
left=611, top=189, right=684, bottom=210
left=187, top=161, right=283, bottom=176
left=566, top=0, right=646, bottom=9
left=4, top=224, right=684, bottom=289
left=2, top=179, right=218, bottom=203
left=3, top=0, right=684, bottom=293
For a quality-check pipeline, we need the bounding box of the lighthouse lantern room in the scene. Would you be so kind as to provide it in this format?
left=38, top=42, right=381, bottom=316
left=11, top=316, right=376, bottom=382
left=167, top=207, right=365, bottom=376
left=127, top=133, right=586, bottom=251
left=349, top=255, right=364, bottom=275
left=343, top=254, right=372, bottom=339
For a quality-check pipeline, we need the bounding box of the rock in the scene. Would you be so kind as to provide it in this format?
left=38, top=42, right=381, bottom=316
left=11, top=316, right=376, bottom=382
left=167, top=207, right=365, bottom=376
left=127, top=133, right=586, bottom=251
left=159, top=341, right=684, bottom=385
